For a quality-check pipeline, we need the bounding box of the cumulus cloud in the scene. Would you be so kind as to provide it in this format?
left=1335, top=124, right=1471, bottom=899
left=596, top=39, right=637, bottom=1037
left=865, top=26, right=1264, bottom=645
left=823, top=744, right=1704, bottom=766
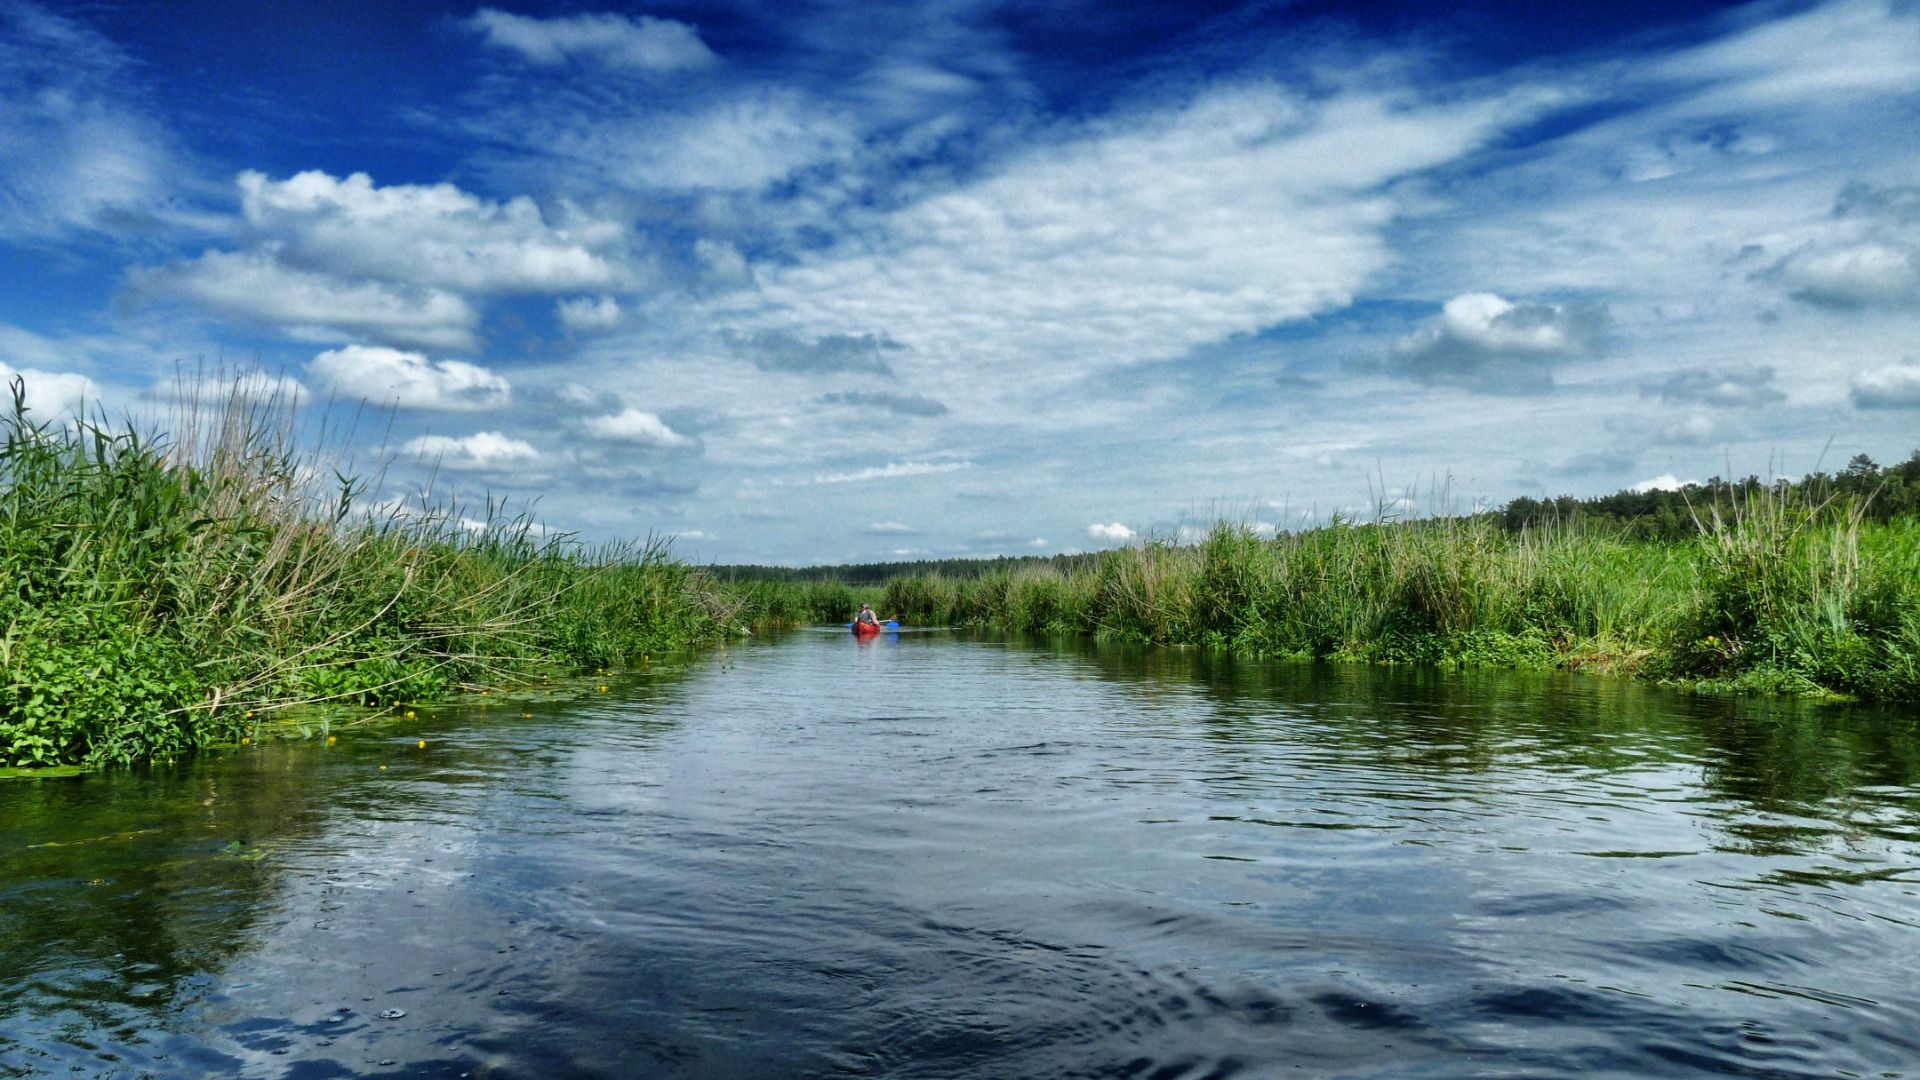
left=579, top=407, right=691, bottom=447
left=557, top=295, right=621, bottom=332
left=1641, top=363, right=1785, bottom=406
left=236, top=170, right=624, bottom=294
left=1773, top=243, right=1919, bottom=309
left=1388, top=292, right=1607, bottom=391
left=132, top=251, right=479, bottom=350
left=818, top=390, right=948, bottom=417
left=1766, top=181, right=1920, bottom=310
left=463, top=8, right=717, bottom=72
left=308, top=345, right=509, bottom=410
left=812, top=460, right=970, bottom=484
left=1087, top=522, right=1136, bottom=543
left=1630, top=474, right=1696, bottom=493
left=401, top=431, right=539, bottom=470
left=0, top=362, right=100, bottom=419
left=1851, top=362, right=1920, bottom=408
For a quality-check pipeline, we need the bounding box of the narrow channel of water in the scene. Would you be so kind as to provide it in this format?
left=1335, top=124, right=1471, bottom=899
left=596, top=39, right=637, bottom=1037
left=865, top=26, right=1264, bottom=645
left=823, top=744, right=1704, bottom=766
left=3, top=629, right=1917, bottom=1078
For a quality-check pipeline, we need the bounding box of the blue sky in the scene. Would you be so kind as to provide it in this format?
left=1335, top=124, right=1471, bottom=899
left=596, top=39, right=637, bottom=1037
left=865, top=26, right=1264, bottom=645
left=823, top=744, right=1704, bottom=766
left=4, top=0, right=1919, bottom=565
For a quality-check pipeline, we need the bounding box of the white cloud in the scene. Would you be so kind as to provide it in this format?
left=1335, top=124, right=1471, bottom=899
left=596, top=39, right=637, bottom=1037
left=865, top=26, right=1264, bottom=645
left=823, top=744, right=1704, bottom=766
left=1389, top=292, right=1607, bottom=390
left=463, top=8, right=717, bottom=72
left=401, top=431, right=539, bottom=470
left=237, top=170, right=624, bottom=294
left=746, top=81, right=1550, bottom=391
left=0, top=5, right=182, bottom=243
left=557, top=295, right=622, bottom=332
left=812, top=460, right=971, bottom=484
left=542, top=90, right=859, bottom=192
left=0, top=362, right=100, bottom=419
left=866, top=521, right=914, bottom=534
left=1649, top=0, right=1920, bottom=111
left=1851, top=362, right=1920, bottom=408
left=1630, top=474, right=1695, bottom=493
left=1774, top=243, right=1919, bottom=308
left=308, top=345, right=509, bottom=411
left=132, top=250, right=479, bottom=350
left=1087, top=522, right=1136, bottom=543
left=579, top=407, right=691, bottom=446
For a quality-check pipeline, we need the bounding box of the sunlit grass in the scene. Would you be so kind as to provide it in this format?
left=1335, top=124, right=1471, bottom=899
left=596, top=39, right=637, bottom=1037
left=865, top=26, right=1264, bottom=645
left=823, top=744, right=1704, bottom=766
left=875, top=495, right=1918, bottom=702
left=0, top=374, right=745, bottom=767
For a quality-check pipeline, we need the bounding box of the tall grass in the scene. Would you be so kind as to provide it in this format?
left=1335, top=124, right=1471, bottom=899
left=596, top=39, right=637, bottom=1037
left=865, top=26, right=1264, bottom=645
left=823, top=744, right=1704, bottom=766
left=0, top=377, right=747, bottom=768
left=879, top=496, right=1919, bottom=702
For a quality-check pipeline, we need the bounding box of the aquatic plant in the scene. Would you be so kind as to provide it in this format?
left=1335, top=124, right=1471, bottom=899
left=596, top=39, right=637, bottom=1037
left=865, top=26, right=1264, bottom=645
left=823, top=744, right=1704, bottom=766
left=874, top=497, right=1918, bottom=702
left=0, top=375, right=741, bottom=767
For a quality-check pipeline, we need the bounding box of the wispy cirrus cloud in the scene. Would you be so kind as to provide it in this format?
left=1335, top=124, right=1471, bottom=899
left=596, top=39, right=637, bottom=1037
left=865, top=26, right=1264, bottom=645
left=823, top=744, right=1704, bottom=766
left=818, top=390, right=948, bottom=417
left=0, top=3, right=189, bottom=245
left=462, top=8, right=717, bottom=73
left=812, top=460, right=970, bottom=484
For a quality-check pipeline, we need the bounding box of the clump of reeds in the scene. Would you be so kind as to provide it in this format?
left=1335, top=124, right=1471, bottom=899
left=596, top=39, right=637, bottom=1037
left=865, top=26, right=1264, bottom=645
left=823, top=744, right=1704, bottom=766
left=873, top=496, right=1917, bottom=701
left=0, top=375, right=736, bottom=768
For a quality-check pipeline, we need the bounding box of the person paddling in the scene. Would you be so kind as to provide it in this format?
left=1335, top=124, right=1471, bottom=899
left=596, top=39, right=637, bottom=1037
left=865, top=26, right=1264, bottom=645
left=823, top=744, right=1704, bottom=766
left=854, top=603, right=885, bottom=628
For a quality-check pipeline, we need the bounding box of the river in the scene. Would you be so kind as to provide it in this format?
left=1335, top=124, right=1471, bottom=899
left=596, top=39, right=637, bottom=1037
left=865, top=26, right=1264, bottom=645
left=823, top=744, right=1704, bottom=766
left=3, top=628, right=1918, bottom=1078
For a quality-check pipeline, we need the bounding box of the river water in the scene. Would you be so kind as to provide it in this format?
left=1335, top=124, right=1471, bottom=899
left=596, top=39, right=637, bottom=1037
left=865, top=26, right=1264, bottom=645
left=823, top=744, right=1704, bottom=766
left=3, top=629, right=1918, bottom=1078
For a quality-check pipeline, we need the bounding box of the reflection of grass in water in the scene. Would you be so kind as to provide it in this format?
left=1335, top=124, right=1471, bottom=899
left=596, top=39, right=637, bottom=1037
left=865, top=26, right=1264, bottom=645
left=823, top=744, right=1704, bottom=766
left=872, top=498, right=1920, bottom=702
left=0, top=373, right=740, bottom=768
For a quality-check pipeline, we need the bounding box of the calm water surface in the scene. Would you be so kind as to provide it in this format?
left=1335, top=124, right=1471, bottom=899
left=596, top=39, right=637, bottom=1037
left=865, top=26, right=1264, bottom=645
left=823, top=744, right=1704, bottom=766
left=3, top=630, right=1918, bottom=1078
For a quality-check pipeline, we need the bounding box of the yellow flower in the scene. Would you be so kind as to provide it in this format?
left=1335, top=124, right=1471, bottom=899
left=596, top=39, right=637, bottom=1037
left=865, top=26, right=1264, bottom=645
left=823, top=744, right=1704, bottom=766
left=406, top=710, right=416, bottom=719
left=417, top=740, right=426, bottom=749
left=241, top=737, right=251, bottom=745
left=327, top=736, right=337, bottom=746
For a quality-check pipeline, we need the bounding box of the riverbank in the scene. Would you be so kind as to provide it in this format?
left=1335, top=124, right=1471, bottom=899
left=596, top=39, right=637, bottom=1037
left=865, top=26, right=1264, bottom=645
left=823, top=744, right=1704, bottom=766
left=0, top=381, right=765, bottom=768
left=871, top=504, right=1920, bottom=703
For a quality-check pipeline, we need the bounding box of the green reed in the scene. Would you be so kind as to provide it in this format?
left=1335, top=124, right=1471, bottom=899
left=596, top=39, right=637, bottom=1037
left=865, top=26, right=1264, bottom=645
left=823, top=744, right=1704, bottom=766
left=877, top=495, right=1918, bottom=702
left=0, top=376, right=745, bottom=768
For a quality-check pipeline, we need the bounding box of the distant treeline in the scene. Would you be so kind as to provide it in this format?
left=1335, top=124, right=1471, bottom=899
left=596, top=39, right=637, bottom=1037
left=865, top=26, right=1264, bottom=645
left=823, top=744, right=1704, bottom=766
left=712, top=450, right=1920, bottom=581
left=1500, top=450, right=1920, bottom=540
left=708, top=551, right=1106, bottom=586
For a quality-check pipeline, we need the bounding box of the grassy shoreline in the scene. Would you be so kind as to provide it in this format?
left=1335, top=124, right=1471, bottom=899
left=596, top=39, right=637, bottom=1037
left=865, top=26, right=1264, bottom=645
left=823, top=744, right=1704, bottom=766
left=869, top=501, right=1920, bottom=703
left=0, top=379, right=765, bottom=769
